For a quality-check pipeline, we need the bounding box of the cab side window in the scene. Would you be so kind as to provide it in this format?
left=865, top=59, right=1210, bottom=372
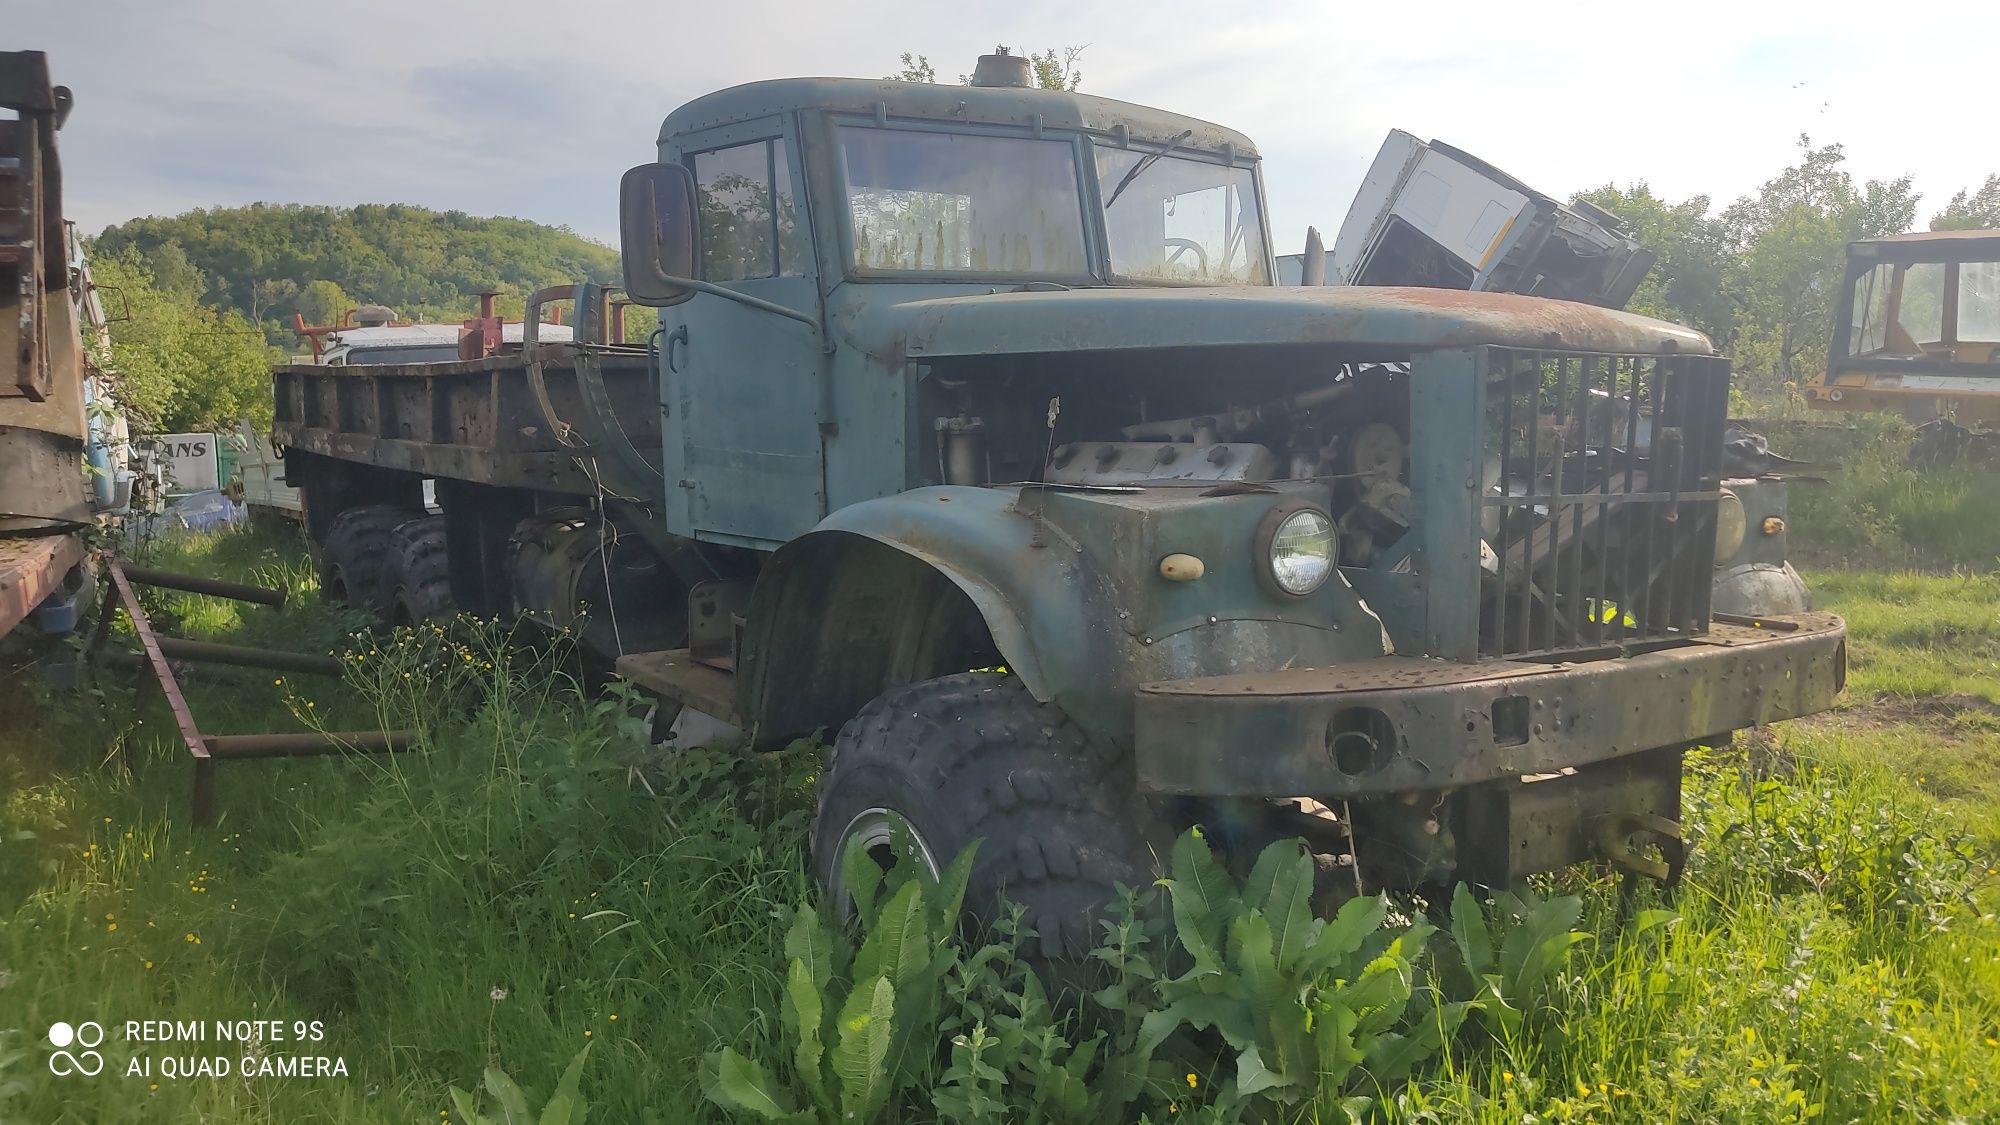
left=691, top=139, right=805, bottom=282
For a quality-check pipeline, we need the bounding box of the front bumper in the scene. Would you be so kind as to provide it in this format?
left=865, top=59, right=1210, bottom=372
left=1133, top=612, right=1845, bottom=798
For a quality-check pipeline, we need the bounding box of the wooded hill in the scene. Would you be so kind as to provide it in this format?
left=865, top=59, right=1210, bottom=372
left=94, top=203, right=621, bottom=343
left=86, top=204, right=623, bottom=432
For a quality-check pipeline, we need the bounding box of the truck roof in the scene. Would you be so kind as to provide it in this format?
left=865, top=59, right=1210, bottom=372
left=1848, top=228, right=2000, bottom=264
left=658, top=77, right=1258, bottom=157
left=324, top=323, right=574, bottom=349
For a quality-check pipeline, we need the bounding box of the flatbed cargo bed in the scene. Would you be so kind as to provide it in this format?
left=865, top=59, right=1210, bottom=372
left=270, top=343, right=660, bottom=496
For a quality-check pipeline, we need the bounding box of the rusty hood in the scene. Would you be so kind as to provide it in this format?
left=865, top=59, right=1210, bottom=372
left=860, top=285, right=1713, bottom=360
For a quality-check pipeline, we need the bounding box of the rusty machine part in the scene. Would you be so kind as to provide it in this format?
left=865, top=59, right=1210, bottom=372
left=0, top=50, right=68, bottom=402
left=97, top=557, right=414, bottom=824
left=1, top=50, right=91, bottom=641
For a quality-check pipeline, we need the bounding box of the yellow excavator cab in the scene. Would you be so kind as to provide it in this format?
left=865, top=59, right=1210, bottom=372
left=1808, top=229, right=2000, bottom=426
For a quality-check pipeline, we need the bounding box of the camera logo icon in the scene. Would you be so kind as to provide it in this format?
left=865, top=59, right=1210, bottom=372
left=47, top=1021, right=105, bottom=1077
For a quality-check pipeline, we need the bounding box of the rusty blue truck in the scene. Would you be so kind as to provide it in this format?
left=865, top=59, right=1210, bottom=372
left=272, top=51, right=1845, bottom=955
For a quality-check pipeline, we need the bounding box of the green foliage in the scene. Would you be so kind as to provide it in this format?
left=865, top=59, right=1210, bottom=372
left=89, top=247, right=282, bottom=431
left=1685, top=749, right=1987, bottom=927
left=93, top=203, right=620, bottom=344
left=1574, top=142, right=2000, bottom=395
left=1028, top=48, right=1085, bottom=92
left=449, top=1046, right=592, bottom=1125
left=1931, top=175, right=2000, bottom=232
left=707, top=827, right=974, bottom=1123
left=708, top=826, right=1595, bottom=1124
left=888, top=45, right=1084, bottom=89
left=5, top=531, right=1999, bottom=1123
left=1573, top=182, right=1736, bottom=342
left=1745, top=415, right=2000, bottom=566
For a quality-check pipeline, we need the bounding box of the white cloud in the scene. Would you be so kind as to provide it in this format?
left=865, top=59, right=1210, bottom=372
left=17, top=0, right=2000, bottom=250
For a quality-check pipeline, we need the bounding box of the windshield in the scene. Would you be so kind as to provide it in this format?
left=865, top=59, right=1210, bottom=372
left=1097, top=148, right=1267, bottom=284
left=1959, top=260, right=2000, bottom=342
left=1848, top=258, right=2000, bottom=357
left=839, top=127, right=1089, bottom=275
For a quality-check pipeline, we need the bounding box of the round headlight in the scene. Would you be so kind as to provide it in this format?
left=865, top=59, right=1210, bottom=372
left=1714, top=489, right=1747, bottom=566
left=1260, top=507, right=1335, bottom=597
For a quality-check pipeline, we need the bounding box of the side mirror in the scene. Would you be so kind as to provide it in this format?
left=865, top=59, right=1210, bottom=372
left=1299, top=225, right=1327, bottom=286
left=620, top=163, right=699, bottom=306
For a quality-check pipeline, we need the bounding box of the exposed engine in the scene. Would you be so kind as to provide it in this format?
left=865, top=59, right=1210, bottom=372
left=933, top=362, right=1420, bottom=569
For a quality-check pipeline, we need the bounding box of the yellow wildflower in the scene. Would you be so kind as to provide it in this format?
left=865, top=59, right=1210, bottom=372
left=1185, top=1073, right=1198, bottom=1089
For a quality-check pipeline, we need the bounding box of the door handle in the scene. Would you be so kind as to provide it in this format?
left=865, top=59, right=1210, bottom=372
left=666, top=325, right=690, bottom=373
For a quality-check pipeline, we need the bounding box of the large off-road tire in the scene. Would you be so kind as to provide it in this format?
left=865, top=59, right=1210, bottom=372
left=810, top=672, right=1162, bottom=960
left=319, top=505, right=421, bottom=617
left=385, top=515, right=454, bottom=627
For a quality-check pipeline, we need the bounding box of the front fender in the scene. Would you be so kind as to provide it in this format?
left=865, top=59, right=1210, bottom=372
left=739, top=486, right=1133, bottom=746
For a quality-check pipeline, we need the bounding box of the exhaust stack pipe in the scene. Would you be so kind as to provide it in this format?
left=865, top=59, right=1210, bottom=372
left=970, top=47, right=1033, bottom=89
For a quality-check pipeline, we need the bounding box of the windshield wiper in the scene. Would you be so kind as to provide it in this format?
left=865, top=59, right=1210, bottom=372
left=1103, top=129, right=1194, bottom=211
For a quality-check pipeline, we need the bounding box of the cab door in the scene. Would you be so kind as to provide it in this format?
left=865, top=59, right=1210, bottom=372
left=656, top=116, right=826, bottom=548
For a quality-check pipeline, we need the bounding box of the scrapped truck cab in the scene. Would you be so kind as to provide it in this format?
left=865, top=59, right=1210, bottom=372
left=275, top=52, right=1844, bottom=955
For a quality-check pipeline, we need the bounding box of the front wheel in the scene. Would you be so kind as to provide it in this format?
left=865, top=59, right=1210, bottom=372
left=810, top=672, right=1161, bottom=960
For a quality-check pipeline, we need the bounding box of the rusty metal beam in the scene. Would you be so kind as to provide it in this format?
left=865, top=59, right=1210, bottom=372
left=154, top=636, right=342, bottom=677
left=202, top=730, right=415, bottom=760
left=103, top=556, right=417, bottom=824
left=0, top=532, right=83, bottom=638
left=119, top=564, right=287, bottom=608
left=106, top=557, right=215, bottom=823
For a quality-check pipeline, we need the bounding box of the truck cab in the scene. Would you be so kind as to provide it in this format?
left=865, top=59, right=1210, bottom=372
left=278, top=53, right=1844, bottom=953
left=1809, top=229, right=2000, bottom=427
left=1277, top=130, right=1654, bottom=308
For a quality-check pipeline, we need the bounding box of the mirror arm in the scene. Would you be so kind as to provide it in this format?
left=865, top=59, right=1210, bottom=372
left=655, top=274, right=829, bottom=350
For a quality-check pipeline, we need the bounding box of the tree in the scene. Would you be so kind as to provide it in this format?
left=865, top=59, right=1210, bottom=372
left=88, top=248, right=282, bottom=432
left=94, top=203, right=621, bottom=342
left=144, top=240, right=206, bottom=303
left=248, top=277, right=299, bottom=324
left=1572, top=182, right=1737, bottom=343
left=889, top=53, right=937, bottom=83
left=1720, top=136, right=1918, bottom=389
left=295, top=279, right=353, bottom=329
left=889, top=46, right=1085, bottom=89
left=1029, top=46, right=1085, bottom=91
left=1931, top=175, right=2000, bottom=232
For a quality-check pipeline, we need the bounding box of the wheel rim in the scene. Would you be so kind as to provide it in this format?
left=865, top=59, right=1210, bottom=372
left=832, top=807, right=941, bottom=918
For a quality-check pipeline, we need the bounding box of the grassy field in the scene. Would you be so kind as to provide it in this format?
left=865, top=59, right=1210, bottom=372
left=2, top=450, right=1998, bottom=1121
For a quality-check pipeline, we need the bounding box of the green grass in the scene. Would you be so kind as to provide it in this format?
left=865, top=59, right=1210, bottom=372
left=1751, top=413, right=2000, bottom=569
left=2, top=527, right=1996, bottom=1122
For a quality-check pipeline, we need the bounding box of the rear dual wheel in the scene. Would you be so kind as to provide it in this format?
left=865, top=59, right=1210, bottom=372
left=386, top=516, right=453, bottom=627
left=320, top=506, right=419, bottom=615
left=319, top=506, right=454, bottom=626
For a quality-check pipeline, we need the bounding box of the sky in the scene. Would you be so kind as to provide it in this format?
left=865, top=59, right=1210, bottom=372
left=12, top=0, right=2000, bottom=254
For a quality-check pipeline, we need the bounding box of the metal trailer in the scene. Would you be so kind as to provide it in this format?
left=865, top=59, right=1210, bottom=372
left=274, top=51, right=1844, bottom=953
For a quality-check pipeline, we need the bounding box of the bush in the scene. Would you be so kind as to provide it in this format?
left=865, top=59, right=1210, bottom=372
left=707, top=828, right=1594, bottom=1124
left=1752, top=414, right=2000, bottom=566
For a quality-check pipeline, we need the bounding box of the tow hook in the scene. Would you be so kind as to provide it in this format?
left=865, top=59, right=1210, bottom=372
left=1592, top=811, right=1686, bottom=888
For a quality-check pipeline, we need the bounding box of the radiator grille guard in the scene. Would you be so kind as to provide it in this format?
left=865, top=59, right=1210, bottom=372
left=1478, top=348, right=1730, bottom=658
